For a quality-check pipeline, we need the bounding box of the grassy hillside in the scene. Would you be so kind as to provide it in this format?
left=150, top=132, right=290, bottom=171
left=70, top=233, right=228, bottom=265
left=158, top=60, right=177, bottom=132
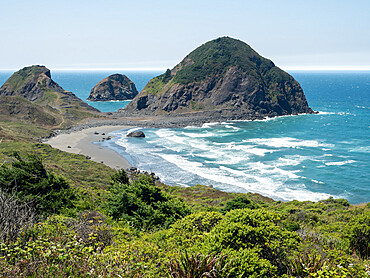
left=0, top=142, right=368, bottom=277
left=0, top=66, right=103, bottom=139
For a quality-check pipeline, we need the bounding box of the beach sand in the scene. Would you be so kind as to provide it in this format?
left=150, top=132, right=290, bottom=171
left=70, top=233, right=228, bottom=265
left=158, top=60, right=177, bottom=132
left=46, top=125, right=132, bottom=169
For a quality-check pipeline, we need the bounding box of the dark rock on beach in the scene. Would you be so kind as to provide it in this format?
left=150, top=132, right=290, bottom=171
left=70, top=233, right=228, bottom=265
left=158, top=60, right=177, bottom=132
left=87, top=74, right=138, bottom=101
left=127, top=131, right=145, bottom=138
left=120, top=37, right=314, bottom=122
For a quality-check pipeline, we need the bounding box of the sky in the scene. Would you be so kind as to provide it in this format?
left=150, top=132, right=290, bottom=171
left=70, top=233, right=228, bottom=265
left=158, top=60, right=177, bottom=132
left=1, top=0, right=370, bottom=71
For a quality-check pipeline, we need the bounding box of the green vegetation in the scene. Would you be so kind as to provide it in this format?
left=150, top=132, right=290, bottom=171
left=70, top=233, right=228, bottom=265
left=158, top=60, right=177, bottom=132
left=0, top=148, right=368, bottom=277
left=139, top=37, right=297, bottom=103
left=172, top=37, right=273, bottom=84
left=141, top=74, right=169, bottom=96
left=6, top=66, right=45, bottom=92
left=0, top=152, right=75, bottom=215
left=105, top=172, right=190, bottom=230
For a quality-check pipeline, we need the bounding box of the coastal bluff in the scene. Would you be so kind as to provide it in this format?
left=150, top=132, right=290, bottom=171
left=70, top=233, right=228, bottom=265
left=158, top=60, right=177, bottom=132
left=87, top=74, right=138, bottom=101
left=121, top=37, right=314, bottom=122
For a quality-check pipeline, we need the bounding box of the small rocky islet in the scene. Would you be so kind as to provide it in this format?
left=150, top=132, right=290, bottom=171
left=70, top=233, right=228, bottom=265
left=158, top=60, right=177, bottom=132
left=87, top=74, right=138, bottom=101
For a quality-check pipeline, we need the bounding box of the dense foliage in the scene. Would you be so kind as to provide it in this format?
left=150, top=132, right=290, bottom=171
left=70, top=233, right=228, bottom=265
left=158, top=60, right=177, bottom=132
left=0, top=152, right=369, bottom=277
left=0, top=152, right=75, bottom=215
left=172, top=37, right=276, bottom=84
left=105, top=171, right=191, bottom=230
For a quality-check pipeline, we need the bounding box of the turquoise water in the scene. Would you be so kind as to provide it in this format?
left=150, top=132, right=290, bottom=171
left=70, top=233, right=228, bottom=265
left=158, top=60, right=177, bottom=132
left=0, top=70, right=369, bottom=203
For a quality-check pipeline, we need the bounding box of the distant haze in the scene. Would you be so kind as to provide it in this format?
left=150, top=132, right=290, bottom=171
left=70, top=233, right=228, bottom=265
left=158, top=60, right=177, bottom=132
left=1, top=0, right=370, bottom=71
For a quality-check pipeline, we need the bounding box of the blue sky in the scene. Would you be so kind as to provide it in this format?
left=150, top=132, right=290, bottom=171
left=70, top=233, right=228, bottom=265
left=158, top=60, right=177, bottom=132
left=1, top=0, right=369, bottom=70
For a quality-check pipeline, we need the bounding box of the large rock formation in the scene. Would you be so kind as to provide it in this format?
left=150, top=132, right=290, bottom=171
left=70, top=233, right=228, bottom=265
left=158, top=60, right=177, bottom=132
left=0, top=65, right=100, bottom=130
left=87, top=74, right=138, bottom=101
left=122, top=37, right=314, bottom=121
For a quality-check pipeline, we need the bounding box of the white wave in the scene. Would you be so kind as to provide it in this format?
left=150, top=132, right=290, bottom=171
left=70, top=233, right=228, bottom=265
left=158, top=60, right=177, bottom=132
left=349, top=146, right=370, bottom=153
left=311, top=179, right=324, bottom=184
left=253, top=162, right=301, bottom=180
left=202, top=122, right=220, bottom=128
left=244, top=137, right=333, bottom=149
left=274, top=156, right=305, bottom=167
left=318, top=111, right=336, bottom=115
left=125, top=127, right=142, bottom=135
left=325, top=160, right=356, bottom=166
left=224, top=124, right=241, bottom=131
left=232, top=145, right=275, bottom=156
left=182, top=132, right=215, bottom=138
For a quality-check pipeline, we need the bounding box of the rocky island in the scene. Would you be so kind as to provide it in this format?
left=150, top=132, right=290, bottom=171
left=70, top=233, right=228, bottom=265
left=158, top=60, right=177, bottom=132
left=121, top=37, right=314, bottom=122
left=87, top=74, right=138, bottom=101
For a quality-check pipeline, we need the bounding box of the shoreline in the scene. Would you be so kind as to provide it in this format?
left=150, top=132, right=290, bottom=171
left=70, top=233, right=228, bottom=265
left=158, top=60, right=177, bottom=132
left=45, top=125, right=134, bottom=170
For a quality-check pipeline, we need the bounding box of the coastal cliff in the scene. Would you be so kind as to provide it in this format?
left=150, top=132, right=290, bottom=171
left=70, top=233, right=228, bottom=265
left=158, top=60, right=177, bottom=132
left=0, top=65, right=101, bottom=138
left=121, top=37, right=314, bottom=121
left=87, top=74, right=138, bottom=101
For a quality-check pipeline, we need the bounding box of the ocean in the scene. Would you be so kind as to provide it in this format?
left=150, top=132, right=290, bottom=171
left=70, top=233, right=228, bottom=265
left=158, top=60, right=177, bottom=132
left=0, top=70, right=369, bottom=204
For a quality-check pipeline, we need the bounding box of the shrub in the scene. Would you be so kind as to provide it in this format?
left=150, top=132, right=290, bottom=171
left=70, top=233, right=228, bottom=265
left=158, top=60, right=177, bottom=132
left=0, top=188, right=37, bottom=242
left=206, top=208, right=300, bottom=275
left=105, top=174, right=190, bottom=230
left=167, top=251, right=231, bottom=278
left=71, top=211, right=113, bottom=249
left=0, top=152, right=75, bottom=215
left=220, top=195, right=258, bottom=213
left=344, top=211, right=370, bottom=259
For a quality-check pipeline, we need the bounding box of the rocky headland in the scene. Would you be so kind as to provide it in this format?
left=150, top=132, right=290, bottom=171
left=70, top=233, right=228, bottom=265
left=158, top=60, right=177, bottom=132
left=120, top=37, right=314, bottom=123
left=87, top=74, right=138, bottom=101
left=0, top=65, right=101, bottom=138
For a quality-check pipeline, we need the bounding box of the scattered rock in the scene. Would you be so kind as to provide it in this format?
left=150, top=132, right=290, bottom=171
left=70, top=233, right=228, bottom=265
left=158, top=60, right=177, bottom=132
left=127, top=131, right=145, bottom=138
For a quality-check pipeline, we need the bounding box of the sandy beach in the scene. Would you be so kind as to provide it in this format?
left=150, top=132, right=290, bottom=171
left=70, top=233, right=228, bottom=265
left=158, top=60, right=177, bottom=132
left=45, top=125, right=133, bottom=169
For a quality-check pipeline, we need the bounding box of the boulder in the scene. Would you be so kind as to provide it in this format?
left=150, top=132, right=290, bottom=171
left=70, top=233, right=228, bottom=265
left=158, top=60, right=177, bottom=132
left=127, top=131, right=145, bottom=138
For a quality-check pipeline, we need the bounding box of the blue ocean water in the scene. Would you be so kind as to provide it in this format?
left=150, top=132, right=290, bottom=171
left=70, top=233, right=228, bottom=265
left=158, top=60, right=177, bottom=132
left=0, top=70, right=162, bottom=112
left=0, top=70, right=369, bottom=203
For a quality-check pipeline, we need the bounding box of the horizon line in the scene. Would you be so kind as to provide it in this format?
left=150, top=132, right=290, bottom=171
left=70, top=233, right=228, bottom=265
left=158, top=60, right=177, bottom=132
left=0, top=66, right=370, bottom=72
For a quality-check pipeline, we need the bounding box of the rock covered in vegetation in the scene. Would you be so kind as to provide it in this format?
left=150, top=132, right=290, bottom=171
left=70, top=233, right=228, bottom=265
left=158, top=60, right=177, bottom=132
left=0, top=65, right=100, bottom=130
left=126, top=130, right=145, bottom=138
left=122, top=37, right=314, bottom=121
left=87, top=74, right=138, bottom=101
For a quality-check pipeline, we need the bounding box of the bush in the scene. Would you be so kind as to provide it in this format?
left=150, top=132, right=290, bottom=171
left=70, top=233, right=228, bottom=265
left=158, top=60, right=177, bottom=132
left=344, top=211, right=370, bottom=259
left=220, top=195, right=258, bottom=213
left=206, top=208, right=300, bottom=275
left=105, top=174, right=190, bottom=230
left=0, top=188, right=37, bottom=242
left=0, top=152, right=75, bottom=215
left=167, top=251, right=231, bottom=278
left=71, top=211, right=113, bottom=249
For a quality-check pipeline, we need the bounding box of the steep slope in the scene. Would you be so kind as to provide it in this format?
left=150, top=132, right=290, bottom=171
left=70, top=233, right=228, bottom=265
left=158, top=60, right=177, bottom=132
left=87, top=74, right=138, bottom=101
left=122, top=37, right=314, bottom=120
left=0, top=65, right=101, bottom=139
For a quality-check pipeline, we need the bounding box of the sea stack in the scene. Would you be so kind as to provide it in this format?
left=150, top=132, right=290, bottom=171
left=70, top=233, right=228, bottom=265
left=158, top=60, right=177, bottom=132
left=122, top=37, right=314, bottom=121
left=87, top=74, right=138, bottom=101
